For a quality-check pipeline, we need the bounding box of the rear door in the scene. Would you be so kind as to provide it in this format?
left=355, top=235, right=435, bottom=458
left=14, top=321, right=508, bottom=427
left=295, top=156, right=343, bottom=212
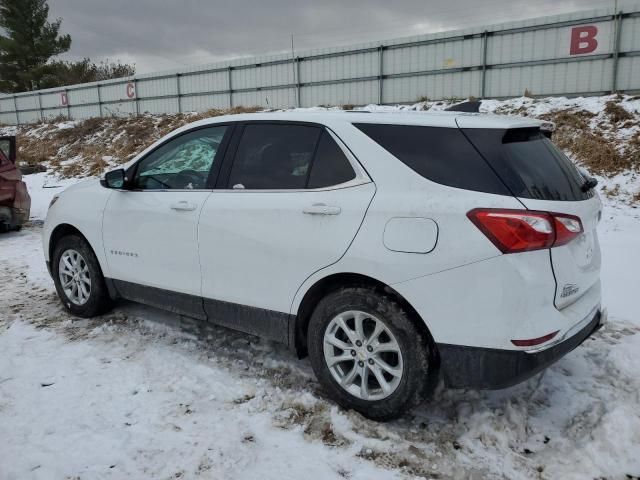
left=198, top=122, right=375, bottom=340
left=462, top=126, right=602, bottom=311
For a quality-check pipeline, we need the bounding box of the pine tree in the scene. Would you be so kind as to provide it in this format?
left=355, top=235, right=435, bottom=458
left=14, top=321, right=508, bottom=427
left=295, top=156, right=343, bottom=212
left=0, top=0, right=71, bottom=93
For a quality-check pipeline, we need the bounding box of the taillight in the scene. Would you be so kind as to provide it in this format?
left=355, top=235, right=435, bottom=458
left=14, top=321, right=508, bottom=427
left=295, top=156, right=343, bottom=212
left=467, top=208, right=583, bottom=254
left=553, top=214, right=583, bottom=246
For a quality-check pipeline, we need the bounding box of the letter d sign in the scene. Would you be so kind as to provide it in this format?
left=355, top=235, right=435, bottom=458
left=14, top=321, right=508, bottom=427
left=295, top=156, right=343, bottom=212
left=570, top=26, right=598, bottom=55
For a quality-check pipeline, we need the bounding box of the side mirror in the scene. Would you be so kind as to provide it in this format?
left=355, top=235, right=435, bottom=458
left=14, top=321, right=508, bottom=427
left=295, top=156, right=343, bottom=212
left=101, top=169, right=126, bottom=189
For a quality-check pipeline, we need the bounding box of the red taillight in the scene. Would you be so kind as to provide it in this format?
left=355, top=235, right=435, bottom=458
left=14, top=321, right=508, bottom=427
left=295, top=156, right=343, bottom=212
left=511, top=330, right=559, bottom=347
left=467, top=208, right=583, bottom=254
left=553, top=213, right=583, bottom=246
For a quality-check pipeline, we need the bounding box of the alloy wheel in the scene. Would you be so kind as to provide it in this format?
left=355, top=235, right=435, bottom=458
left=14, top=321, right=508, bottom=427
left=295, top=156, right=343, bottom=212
left=58, top=249, right=92, bottom=305
left=323, top=310, right=403, bottom=401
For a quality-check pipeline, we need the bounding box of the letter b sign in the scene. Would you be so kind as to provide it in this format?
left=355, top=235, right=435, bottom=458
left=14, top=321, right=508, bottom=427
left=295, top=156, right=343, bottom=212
left=570, top=26, right=598, bottom=55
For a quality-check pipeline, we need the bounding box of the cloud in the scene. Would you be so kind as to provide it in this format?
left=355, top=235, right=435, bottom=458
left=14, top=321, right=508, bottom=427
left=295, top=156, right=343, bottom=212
left=49, top=0, right=612, bottom=73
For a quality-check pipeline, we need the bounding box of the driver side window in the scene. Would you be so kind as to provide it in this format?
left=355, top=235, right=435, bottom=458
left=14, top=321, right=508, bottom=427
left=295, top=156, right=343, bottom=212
left=133, top=126, right=228, bottom=190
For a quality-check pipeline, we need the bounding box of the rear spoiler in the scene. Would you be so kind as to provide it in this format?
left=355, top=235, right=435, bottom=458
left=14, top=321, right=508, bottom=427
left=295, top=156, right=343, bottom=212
left=447, top=102, right=556, bottom=139
left=539, top=121, right=555, bottom=139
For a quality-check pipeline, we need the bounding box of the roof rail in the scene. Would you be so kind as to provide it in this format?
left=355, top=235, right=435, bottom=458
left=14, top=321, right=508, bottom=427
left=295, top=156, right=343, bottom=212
left=445, top=100, right=482, bottom=113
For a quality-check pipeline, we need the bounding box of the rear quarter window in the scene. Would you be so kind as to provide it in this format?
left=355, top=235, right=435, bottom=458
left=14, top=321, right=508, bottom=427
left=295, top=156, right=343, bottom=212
left=353, top=123, right=510, bottom=195
left=307, top=131, right=356, bottom=189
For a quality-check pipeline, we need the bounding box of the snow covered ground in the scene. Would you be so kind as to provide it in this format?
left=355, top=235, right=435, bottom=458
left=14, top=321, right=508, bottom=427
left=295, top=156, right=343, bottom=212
left=1, top=98, right=640, bottom=479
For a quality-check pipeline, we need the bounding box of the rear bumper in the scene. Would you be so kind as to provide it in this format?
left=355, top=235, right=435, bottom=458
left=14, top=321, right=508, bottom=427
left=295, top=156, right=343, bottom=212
left=437, top=308, right=606, bottom=389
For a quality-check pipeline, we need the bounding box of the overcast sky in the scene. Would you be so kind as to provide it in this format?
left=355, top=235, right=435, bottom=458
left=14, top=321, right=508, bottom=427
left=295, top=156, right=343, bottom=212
left=49, top=0, right=618, bottom=74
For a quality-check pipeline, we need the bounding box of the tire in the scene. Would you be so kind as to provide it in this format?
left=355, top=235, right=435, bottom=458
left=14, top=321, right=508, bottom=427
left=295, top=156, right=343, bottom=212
left=52, top=234, right=113, bottom=317
left=307, top=287, right=438, bottom=421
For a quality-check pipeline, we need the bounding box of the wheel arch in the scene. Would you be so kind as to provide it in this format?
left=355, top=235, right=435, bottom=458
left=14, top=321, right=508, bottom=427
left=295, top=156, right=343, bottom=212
left=49, top=223, right=89, bottom=262
left=292, top=272, right=439, bottom=364
left=48, top=223, right=116, bottom=299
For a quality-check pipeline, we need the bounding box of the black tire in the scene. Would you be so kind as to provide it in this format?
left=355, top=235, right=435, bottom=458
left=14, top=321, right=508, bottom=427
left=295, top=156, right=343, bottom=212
left=52, top=234, right=113, bottom=317
left=307, top=287, right=438, bottom=421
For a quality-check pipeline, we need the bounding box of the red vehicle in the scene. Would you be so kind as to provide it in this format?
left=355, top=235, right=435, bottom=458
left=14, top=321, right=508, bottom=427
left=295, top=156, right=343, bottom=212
left=0, top=136, right=30, bottom=232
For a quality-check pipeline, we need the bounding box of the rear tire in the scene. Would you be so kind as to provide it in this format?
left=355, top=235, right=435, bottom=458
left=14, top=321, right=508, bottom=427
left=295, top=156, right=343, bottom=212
left=52, top=234, right=113, bottom=317
left=307, top=287, right=438, bottom=421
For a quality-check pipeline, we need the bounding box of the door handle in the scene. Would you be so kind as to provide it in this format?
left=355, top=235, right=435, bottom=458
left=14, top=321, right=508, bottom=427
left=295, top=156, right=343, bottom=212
left=303, top=204, right=342, bottom=215
left=170, top=201, right=197, bottom=211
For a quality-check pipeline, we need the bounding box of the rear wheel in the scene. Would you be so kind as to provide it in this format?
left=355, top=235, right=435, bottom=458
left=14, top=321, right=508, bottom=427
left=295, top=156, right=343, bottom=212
left=307, top=287, right=438, bottom=421
left=52, top=235, right=113, bottom=317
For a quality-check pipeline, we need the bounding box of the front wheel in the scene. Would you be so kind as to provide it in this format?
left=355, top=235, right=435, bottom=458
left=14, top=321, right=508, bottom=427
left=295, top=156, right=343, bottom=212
left=52, top=234, right=113, bottom=317
left=307, top=287, right=438, bottom=421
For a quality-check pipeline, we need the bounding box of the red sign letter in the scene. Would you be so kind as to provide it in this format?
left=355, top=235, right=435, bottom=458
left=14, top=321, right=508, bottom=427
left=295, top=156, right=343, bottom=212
left=126, top=82, right=136, bottom=99
left=60, top=92, right=68, bottom=106
left=570, top=26, right=598, bottom=55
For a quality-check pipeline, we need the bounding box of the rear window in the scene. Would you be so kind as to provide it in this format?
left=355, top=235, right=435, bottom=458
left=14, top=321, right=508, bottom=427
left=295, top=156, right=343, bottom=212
left=353, top=123, right=510, bottom=195
left=463, top=128, right=592, bottom=201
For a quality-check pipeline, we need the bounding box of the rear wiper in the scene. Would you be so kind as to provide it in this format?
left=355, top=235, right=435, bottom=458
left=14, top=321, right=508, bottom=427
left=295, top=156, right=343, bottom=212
left=577, top=167, right=598, bottom=192
left=580, top=176, right=598, bottom=192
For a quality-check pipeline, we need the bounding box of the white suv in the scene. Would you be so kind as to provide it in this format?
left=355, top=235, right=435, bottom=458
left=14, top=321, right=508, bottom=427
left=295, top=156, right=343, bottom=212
left=44, top=111, right=605, bottom=420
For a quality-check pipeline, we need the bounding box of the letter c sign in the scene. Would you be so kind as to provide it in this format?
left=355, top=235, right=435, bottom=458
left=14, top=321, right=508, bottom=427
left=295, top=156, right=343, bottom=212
left=126, top=82, right=136, bottom=99
left=570, top=26, right=598, bottom=55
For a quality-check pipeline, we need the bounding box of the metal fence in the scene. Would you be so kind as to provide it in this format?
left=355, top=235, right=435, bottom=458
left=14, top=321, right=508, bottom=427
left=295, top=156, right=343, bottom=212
left=2, top=2, right=640, bottom=125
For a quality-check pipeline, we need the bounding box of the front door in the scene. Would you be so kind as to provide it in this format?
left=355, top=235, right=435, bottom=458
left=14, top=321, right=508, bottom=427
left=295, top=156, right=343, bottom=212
left=198, top=123, right=375, bottom=339
left=102, top=125, right=231, bottom=317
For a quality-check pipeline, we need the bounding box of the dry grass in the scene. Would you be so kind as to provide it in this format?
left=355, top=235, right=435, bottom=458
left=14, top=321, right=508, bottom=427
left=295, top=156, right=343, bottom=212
left=604, top=101, right=633, bottom=123
left=13, top=106, right=261, bottom=178
left=535, top=103, right=639, bottom=175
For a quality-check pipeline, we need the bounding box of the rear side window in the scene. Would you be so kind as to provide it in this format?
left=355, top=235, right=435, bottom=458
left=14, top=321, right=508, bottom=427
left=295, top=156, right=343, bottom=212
left=229, top=124, right=320, bottom=189
left=354, top=123, right=510, bottom=195
left=307, top=132, right=356, bottom=189
left=463, top=128, right=592, bottom=201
